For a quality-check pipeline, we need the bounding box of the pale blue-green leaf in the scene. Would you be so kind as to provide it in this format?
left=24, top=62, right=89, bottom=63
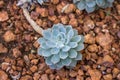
left=53, top=23, right=66, bottom=33
left=49, top=64, right=56, bottom=69
left=107, top=3, right=113, bottom=7
left=75, top=53, right=82, bottom=60
left=62, top=58, right=72, bottom=66
left=69, top=60, right=77, bottom=67
left=96, top=0, right=105, bottom=7
left=71, top=35, right=81, bottom=42
left=53, top=23, right=60, bottom=30
left=42, top=49, right=52, bottom=57
left=65, top=25, right=72, bottom=33
left=37, top=48, right=43, bottom=55
left=56, top=41, right=64, bottom=48
left=73, top=29, right=78, bottom=35
left=56, top=61, right=64, bottom=69
left=68, top=42, right=78, bottom=48
left=37, top=38, right=46, bottom=44
left=67, top=29, right=74, bottom=39
left=56, top=66, right=62, bottom=70
left=77, top=0, right=86, bottom=10
left=46, top=41, right=56, bottom=48
left=69, top=49, right=77, bottom=58
left=37, top=0, right=44, bottom=5
left=86, top=0, right=96, bottom=7
left=51, top=54, right=60, bottom=64
left=85, top=6, right=96, bottom=13
left=45, top=57, right=52, bottom=65
left=101, top=2, right=112, bottom=8
left=59, top=52, right=68, bottom=59
left=57, top=32, right=66, bottom=43
left=79, top=35, right=84, bottom=43
left=59, top=24, right=66, bottom=33
left=65, top=38, right=70, bottom=45
left=75, top=43, right=84, bottom=51
left=73, top=0, right=78, bottom=3
left=107, top=0, right=114, bottom=3
left=51, top=48, right=60, bottom=54
left=41, top=42, right=50, bottom=49
left=52, top=29, right=59, bottom=38
left=62, top=46, right=70, bottom=52
left=43, top=29, right=51, bottom=39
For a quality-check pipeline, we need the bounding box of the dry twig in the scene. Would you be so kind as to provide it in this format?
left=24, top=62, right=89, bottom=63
left=22, top=7, right=43, bottom=35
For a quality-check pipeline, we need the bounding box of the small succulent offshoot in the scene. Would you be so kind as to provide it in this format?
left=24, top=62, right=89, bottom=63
left=17, top=0, right=48, bottom=6
left=73, top=0, right=114, bottom=13
left=37, top=23, right=84, bottom=70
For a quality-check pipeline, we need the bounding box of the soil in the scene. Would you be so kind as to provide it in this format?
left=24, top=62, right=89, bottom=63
left=0, top=0, right=120, bottom=80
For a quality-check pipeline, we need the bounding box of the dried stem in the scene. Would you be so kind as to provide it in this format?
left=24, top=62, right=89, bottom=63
left=22, top=7, right=43, bottom=35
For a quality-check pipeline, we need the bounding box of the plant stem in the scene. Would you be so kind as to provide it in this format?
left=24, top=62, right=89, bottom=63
left=22, top=7, right=43, bottom=35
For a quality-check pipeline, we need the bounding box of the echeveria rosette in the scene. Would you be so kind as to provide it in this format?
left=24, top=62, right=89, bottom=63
left=73, top=0, right=114, bottom=13
left=37, top=23, right=84, bottom=70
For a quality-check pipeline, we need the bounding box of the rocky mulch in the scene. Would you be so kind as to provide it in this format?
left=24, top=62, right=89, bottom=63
left=0, top=0, right=120, bottom=80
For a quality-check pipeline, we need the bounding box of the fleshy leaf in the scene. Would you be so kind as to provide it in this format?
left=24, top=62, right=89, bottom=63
left=71, top=35, right=81, bottom=42
left=51, top=48, right=60, bottom=54
left=57, top=32, right=66, bottom=43
left=107, top=0, right=114, bottom=3
left=52, top=29, right=59, bottom=38
left=59, top=24, right=66, bottom=33
left=62, top=58, right=72, bottom=66
left=96, top=0, right=105, bottom=7
left=43, top=29, right=51, bottom=39
left=69, top=60, right=77, bottom=67
left=68, top=42, right=78, bottom=48
left=49, top=64, right=56, bottom=69
left=73, top=29, right=78, bottom=35
left=69, top=49, right=77, bottom=58
left=102, top=2, right=112, bottom=8
left=85, top=6, right=96, bottom=13
left=65, top=25, right=72, bottom=33
left=41, top=42, right=50, bottom=49
left=62, top=46, right=71, bottom=52
left=77, top=0, right=86, bottom=10
left=67, top=29, right=74, bottom=40
left=75, top=53, right=82, bottom=60
left=45, top=57, right=52, bottom=65
left=37, top=0, right=44, bottom=5
left=59, top=52, right=68, bottom=59
left=53, top=24, right=60, bottom=30
left=37, top=38, right=46, bottom=44
left=53, top=23, right=66, bottom=33
left=79, top=35, right=84, bottom=43
left=51, top=54, right=60, bottom=64
left=86, top=0, right=96, bottom=7
left=56, top=61, right=64, bottom=69
left=65, top=38, right=70, bottom=45
left=37, top=48, right=43, bottom=55
left=75, top=43, right=84, bottom=51
left=56, top=41, right=64, bottom=48
left=46, top=41, right=56, bottom=48
left=42, top=49, right=52, bottom=57
left=73, top=0, right=78, bottom=3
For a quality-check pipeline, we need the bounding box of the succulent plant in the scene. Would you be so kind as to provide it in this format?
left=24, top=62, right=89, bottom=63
left=17, top=0, right=48, bottom=6
left=37, top=0, right=48, bottom=5
left=73, top=0, right=114, bottom=13
left=37, top=23, right=84, bottom=70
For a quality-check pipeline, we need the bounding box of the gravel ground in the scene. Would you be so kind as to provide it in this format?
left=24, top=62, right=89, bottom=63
left=0, top=0, right=120, bottom=80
